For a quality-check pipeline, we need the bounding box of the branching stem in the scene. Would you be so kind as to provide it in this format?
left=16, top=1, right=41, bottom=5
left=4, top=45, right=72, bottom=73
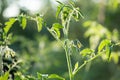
left=72, top=52, right=102, bottom=75
left=62, top=10, right=75, bottom=80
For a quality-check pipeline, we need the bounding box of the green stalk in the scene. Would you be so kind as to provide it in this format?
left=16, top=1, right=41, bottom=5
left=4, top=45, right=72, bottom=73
left=64, top=46, right=73, bottom=80
left=62, top=10, right=75, bottom=80
left=63, top=26, right=73, bottom=80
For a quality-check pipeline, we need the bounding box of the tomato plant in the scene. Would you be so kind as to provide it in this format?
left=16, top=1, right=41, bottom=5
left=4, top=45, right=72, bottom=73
left=0, top=0, right=120, bottom=80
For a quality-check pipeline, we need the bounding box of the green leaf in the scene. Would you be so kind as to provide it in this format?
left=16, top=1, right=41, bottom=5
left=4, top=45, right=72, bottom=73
left=4, top=18, right=16, bottom=34
left=98, top=40, right=106, bottom=52
left=52, top=23, right=63, bottom=29
left=26, top=76, right=35, bottom=80
left=0, top=71, right=9, bottom=80
left=98, top=39, right=112, bottom=61
left=52, top=23, right=63, bottom=38
left=106, top=44, right=112, bottom=61
left=56, top=4, right=64, bottom=18
left=73, top=62, right=79, bottom=71
left=14, top=72, right=26, bottom=80
left=73, top=8, right=84, bottom=21
left=98, top=39, right=111, bottom=52
left=18, top=14, right=27, bottom=29
left=37, top=73, right=48, bottom=80
left=56, top=0, right=63, bottom=5
left=80, top=48, right=94, bottom=57
left=37, top=72, right=42, bottom=79
left=36, top=16, right=43, bottom=32
left=21, top=16, right=27, bottom=29
left=54, top=28, right=60, bottom=38
left=48, top=74, right=65, bottom=80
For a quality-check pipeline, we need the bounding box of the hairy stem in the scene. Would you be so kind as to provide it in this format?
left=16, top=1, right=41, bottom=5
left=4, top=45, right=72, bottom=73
left=62, top=10, right=75, bottom=80
left=66, top=10, right=74, bottom=35
left=64, top=46, right=74, bottom=80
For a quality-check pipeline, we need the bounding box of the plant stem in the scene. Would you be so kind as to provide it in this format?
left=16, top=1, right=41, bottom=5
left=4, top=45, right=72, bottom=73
left=48, top=26, right=73, bottom=80
left=73, top=53, right=102, bottom=75
left=63, top=26, right=73, bottom=80
left=62, top=10, right=75, bottom=80
left=66, top=10, right=74, bottom=36
left=64, top=46, right=74, bottom=80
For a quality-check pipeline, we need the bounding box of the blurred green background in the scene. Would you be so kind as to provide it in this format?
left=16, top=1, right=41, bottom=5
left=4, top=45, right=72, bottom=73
left=0, top=0, right=120, bottom=80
